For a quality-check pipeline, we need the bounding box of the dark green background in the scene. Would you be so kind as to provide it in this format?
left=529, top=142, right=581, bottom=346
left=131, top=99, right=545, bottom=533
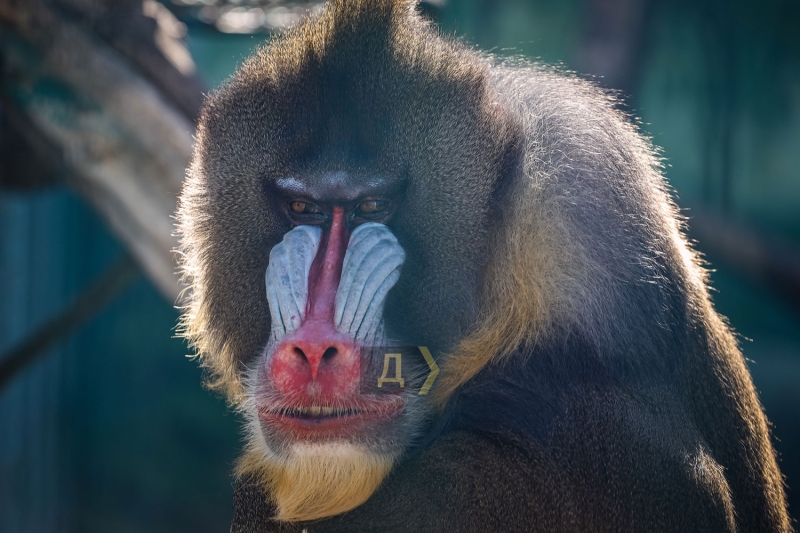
left=1, top=0, right=798, bottom=531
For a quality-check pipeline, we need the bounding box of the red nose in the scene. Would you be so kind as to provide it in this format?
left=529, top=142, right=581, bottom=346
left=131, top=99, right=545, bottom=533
left=268, top=208, right=360, bottom=396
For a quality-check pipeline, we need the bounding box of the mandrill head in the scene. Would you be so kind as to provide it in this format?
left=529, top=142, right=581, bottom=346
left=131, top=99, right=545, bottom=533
left=177, top=0, right=521, bottom=523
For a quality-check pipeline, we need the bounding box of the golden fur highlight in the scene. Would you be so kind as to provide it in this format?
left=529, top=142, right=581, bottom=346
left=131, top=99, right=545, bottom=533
left=177, top=149, right=247, bottom=402
left=236, top=444, right=395, bottom=522
left=432, top=186, right=577, bottom=408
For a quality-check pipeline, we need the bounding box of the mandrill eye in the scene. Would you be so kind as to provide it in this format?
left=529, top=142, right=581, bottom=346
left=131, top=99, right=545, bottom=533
left=289, top=201, right=321, bottom=215
left=356, top=199, right=388, bottom=216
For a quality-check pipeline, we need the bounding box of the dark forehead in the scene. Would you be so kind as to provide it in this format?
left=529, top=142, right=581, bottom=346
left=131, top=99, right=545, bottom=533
left=198, top=3, right=497, bottom=186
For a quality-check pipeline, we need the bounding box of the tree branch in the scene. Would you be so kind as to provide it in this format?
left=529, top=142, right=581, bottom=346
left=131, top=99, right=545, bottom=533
left=0, top=255, right=141, bottom=391
left=0, top=0, right=202, bottom=301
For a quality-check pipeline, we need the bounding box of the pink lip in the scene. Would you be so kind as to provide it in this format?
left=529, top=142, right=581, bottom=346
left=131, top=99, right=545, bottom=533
left=258, top=396, right=405, bottom=438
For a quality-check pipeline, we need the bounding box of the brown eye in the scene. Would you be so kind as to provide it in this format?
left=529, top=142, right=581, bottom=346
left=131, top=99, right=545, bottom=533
left=357, top=199, right=387, bottom=215
left=290, top=201, right=321, bottom=214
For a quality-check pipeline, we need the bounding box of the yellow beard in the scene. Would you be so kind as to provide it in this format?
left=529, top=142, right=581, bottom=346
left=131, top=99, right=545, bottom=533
left=236, top=443, right=395, bottom=522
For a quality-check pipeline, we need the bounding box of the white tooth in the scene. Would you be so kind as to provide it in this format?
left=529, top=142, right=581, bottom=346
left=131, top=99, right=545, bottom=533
left=321, top=407, right=333, bottom=416
left=310, top=406, right=321, bottom=416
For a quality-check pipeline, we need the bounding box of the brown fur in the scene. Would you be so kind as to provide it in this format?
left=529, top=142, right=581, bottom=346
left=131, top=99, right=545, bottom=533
left=178, top=0, right=790, bottom=529
left=431, top=183, right=576, bottom=407
left=176, top=0, right=512, bottom=405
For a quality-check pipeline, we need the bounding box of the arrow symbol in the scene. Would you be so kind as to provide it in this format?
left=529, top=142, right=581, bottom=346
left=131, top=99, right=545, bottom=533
left=418, top=346, right=439, bottom=395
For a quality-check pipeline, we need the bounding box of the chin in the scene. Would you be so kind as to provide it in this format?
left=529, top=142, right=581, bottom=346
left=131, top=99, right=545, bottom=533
left=239, top=407, right=402, bottom=522
left=238, top=360, right=430, bottom=522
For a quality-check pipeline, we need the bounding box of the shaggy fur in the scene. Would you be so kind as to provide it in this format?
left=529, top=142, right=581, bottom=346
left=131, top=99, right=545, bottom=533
left=177, top=0, right=791, bottom=530
left=177, top=0, right=514, bottom=402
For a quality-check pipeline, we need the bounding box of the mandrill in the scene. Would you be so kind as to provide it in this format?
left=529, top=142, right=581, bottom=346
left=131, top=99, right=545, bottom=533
left=176, top=1, right=791, bottom=531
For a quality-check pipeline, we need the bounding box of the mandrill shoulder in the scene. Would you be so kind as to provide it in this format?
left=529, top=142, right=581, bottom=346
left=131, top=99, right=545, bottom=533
left=487, top=59, right=671, bottom=238
left=231, top=430, right=573, bottom=533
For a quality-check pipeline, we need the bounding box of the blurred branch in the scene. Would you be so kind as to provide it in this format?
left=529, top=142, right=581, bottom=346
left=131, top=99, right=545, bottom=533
left=0, top=98, right=65, bottom=189
left=57, top=0, right=207, bottom=119
left=173, top=0, right=324, bottom=33
left=0, top=255, right=140, bottom=391
left=689, top=213, right=800, bottom=313
left=0, top=0, right=205, bottom=301
left=576, top=0, right=651, bottom=98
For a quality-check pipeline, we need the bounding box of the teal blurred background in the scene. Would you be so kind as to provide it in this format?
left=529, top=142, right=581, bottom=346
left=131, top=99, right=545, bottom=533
left=1, top=0, right=798, bottom=531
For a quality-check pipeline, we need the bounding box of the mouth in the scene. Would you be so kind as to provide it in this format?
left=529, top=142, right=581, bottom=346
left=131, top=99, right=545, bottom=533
left=270, top=406, right=372, bottom=420
left=258, top=397, right=405, bottom=437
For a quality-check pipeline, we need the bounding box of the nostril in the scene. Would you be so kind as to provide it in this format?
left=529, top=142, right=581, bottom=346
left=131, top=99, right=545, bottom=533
left=269, top=336, right=358, bottom=392
left=289, top=345, right=337, bottom=363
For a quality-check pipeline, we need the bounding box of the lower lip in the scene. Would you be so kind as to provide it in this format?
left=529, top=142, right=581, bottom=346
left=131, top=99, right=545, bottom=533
left=258, top=399, right=405, bottom=437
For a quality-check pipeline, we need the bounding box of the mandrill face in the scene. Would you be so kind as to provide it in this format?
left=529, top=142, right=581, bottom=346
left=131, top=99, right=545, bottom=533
left=238, top=174, right=436, bottom=521
left=258, top=217, right=408, bottom=441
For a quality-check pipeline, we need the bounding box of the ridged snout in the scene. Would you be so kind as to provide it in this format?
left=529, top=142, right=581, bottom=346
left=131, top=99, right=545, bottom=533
left=264, top=221, right=405, bottom=394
